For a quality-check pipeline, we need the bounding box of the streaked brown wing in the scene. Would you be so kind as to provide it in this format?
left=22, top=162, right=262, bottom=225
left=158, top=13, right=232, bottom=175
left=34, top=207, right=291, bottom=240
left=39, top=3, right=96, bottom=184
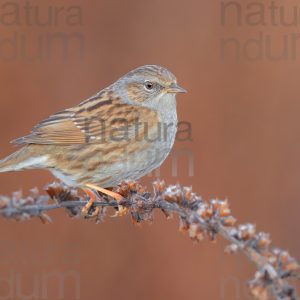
left=12, top=90, right=158, bottom=145
left=11, top=108, right=85, bottom=145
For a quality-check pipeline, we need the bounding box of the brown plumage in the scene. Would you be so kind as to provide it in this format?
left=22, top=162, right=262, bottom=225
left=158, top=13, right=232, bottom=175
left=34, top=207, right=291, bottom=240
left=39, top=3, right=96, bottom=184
left=0, top=65, right=186, bottom=215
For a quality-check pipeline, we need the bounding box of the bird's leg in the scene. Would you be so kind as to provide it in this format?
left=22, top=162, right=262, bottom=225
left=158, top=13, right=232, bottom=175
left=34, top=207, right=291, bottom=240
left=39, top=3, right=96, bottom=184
left=85, top=183, right=128, bottom=216
left=86, top=183, right=123, bottom=201
left=82, top=188, right=100, bottom=217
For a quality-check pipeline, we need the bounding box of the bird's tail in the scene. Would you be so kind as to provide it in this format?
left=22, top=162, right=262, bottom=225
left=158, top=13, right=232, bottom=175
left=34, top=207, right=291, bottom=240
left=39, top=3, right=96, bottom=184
left=0, top=146, right=48, bottom=173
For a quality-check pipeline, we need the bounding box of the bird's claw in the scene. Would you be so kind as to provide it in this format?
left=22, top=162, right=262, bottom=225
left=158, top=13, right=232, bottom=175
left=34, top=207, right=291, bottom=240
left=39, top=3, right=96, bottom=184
left=112, top=205, right=129, bottom=217
left=81, top=205, right=100, bottom=218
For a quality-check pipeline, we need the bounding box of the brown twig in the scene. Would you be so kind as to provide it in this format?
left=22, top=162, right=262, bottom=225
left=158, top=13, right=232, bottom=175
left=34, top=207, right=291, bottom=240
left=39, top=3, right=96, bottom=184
left=0, top=180, right=298, bottom=300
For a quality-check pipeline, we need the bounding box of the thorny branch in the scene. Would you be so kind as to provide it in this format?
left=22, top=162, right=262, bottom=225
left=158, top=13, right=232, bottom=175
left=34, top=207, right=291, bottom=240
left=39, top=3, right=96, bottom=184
left=0, top=180, right=298, bottom=300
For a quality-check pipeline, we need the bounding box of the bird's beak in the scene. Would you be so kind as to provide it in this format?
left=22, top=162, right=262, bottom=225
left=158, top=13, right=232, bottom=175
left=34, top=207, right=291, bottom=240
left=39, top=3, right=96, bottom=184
left=166, top=83, right=187, bottom=94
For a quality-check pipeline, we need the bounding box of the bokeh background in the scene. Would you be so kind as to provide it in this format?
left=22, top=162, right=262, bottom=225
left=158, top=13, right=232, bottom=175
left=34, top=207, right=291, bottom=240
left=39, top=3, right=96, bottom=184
left=0, top=0, right=300, bottom=299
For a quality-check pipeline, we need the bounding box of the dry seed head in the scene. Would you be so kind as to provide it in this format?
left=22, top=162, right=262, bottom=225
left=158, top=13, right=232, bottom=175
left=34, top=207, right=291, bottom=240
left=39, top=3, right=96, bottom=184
left=164, top=185, right=183, bottom=203
left=222, top=216, right=237, bottom=227
left=285, top=261, right=300, bottom=272
left=238, top=224, right=256, bottom=241
left=188, top=223, right=204, bottom=242
left=153, top=180, right=166, bottom=193
left=196, top=203, right=211, bottom=219
left=179, top=217, right=189, bottom=232
left=256, top=232, right=271, bottom=249
left=183, top=187, right=193, bottom=201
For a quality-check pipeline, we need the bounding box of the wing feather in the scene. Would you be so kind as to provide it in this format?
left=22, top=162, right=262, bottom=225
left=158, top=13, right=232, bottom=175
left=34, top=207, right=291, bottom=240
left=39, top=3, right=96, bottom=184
left=12, top=91, right=159, bottom=146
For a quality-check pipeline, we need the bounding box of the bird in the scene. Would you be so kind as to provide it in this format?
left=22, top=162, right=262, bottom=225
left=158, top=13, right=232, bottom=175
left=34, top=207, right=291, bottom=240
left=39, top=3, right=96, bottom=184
left=0, top=65, right=186, bottom=216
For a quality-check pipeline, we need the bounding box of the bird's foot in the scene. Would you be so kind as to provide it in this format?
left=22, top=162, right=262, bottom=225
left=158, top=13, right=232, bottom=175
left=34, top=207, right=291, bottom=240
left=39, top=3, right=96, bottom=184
left=81, top=188, right=100, bottom=218
left=84, top=183, right=128, bottom=217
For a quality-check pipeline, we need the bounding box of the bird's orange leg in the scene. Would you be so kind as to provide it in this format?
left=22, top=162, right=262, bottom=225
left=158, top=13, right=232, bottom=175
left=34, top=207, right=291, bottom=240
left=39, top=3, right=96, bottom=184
left=86, top=183, right=123, bottom=201
left=84, top=183, right=128, bottom=216
left=82, top=188, right=100, bottom=217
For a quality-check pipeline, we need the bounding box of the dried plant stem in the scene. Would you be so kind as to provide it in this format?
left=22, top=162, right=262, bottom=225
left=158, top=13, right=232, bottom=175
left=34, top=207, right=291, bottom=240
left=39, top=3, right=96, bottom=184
left=0, top=180, right=298, bottom=300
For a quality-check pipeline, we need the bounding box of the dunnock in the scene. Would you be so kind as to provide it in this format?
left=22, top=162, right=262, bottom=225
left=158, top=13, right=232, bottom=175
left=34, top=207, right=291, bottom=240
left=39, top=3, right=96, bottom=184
left=0, top=65, right=186, bottom=215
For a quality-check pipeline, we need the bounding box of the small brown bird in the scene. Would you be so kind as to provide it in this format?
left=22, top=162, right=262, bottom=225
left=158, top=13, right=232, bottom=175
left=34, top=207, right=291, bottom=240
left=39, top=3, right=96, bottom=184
left=0, top=65, right=186, bottom=215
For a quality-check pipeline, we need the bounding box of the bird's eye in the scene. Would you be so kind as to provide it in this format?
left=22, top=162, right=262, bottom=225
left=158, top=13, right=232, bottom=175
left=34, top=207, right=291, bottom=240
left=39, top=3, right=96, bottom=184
left=144, top=81, right=154, bottom=91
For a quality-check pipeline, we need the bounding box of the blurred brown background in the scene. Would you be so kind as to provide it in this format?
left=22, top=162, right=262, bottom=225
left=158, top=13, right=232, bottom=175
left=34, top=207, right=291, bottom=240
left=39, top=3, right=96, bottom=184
left=0, top=0, right=300, bottom=299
